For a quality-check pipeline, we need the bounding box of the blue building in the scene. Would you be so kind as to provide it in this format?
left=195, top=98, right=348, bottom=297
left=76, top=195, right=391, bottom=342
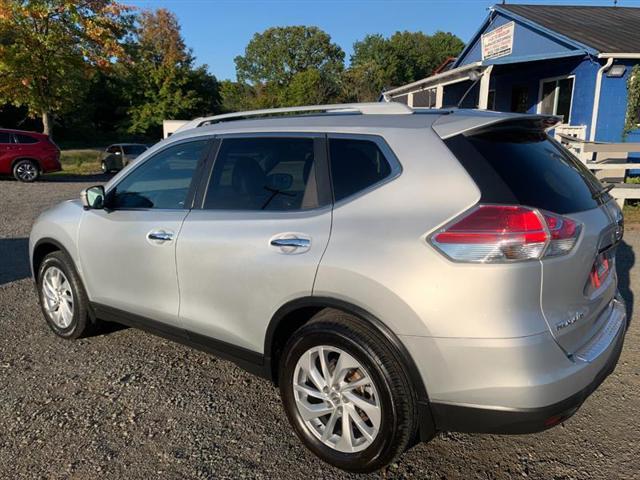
left=383, top=4, right=640, bottom=143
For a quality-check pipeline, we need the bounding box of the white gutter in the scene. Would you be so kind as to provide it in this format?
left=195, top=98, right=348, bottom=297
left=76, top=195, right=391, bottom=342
left=589, top=57, right=614, bottom=141
left=382, top=61, right=484, bottom=97
left=598, top=53, right=640, bottom=59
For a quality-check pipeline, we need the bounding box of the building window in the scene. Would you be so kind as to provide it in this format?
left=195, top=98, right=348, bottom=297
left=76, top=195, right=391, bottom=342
left=539, top=76, right=574, bottom=123
left=510, top=85, right=529, bottom=113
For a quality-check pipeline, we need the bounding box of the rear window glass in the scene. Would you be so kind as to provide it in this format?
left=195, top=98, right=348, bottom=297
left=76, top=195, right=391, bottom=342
left=447, top=130, right=603, bottom=214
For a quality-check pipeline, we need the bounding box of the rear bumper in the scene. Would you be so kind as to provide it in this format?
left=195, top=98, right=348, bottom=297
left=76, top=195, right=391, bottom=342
left=41, top=151, right=61, bottom=173
left=403, top=295, right=627, bottom=435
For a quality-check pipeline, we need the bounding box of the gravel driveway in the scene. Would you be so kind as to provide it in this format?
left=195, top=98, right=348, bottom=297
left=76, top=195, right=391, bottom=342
left=1, top=176, right=639, bottom=480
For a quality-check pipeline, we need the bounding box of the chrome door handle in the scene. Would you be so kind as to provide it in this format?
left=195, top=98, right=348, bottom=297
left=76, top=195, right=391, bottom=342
left=148, top=231, right=173, bottom=242
left=270, top=238, right=310, bottom=248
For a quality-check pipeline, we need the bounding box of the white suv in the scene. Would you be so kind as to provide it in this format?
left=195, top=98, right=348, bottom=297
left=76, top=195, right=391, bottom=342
left=30, top=103, right=627, bottom=472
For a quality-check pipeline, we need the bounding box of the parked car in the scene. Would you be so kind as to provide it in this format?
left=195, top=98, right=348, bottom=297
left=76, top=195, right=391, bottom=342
left=30, top=103, right=627, bottom=473
left=100, top=143, right=148, bottom=173
left=0, top=128, right=61, bottom=182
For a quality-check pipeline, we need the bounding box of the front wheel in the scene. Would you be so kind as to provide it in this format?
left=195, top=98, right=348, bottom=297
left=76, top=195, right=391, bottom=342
left=279, top=309, right=418, bottom=473
left=101, top=161, right=108, bottom=173
left=37, top=251, right=92, bottom=339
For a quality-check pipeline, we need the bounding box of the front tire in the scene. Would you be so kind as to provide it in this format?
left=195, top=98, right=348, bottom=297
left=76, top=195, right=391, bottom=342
left=37, top=251, right=91, bottom=339
left=279, top=309, right=418, bottom=473
left=13, top=159, right=40, bottom=182
left=101, top=161, right=108, bottom=173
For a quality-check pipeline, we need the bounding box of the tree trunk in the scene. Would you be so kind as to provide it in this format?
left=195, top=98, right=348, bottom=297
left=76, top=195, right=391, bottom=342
left=42, top=111, right=52, bottom=138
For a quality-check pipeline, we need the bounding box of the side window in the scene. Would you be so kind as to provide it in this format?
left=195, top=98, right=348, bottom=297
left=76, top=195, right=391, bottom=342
left=329, top=138, right=393, bottom=202
left=203, top=137, right=320, bottom=211
left=0, top=132, right=12, bottom=144
left=110, top=140, right=208, bottom=210
left=14, top=134, right=38, bottom=144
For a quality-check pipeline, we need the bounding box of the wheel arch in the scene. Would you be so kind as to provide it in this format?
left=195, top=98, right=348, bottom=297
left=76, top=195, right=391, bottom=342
left=32, top=238, right=74, bottom=281
left=12, top=157, right=42, bottom=171
left=264, top=296, right=436, bottom=441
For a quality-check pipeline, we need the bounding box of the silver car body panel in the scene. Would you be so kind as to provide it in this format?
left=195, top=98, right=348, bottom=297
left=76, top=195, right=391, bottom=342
left=77, top=208, right=188, bottom=327
left=177, top=206, right=332, bottom=351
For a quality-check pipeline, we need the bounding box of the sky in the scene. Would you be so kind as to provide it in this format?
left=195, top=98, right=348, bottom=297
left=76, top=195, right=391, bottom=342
left=126, top=0, right=640, bottom=81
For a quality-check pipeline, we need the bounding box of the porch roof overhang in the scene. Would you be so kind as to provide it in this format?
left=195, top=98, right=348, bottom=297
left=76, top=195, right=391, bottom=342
left=382, top=50, right=590, bottom=101
left=382, top=62, right=486, bottom=99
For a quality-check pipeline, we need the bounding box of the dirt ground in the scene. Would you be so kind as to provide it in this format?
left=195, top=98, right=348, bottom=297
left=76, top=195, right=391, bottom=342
left=0, top=176, right=638, bottom=479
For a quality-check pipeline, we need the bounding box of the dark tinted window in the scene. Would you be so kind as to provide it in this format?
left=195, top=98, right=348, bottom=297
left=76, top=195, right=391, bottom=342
left=111, top=140, right=207, bottom=209
left=450, top=130, right=602, bottom=214
left=123, top=145, right=147, bottom=155
left=107, top=145, right=121, bottom=154
left=329, top=138, right=392, bottom=202
left=14, top=134, right=38, bottom=144
left=0, top=132, right=12, bottom=143
left=204, top=137, right=319, bottom=211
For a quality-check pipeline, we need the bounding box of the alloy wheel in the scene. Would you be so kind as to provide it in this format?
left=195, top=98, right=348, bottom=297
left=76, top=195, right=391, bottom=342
left=16, top=162, right=37, bottom=181
left=41, top=266, right=74, bottom=329
left=292, top=345, right=381, bottom=453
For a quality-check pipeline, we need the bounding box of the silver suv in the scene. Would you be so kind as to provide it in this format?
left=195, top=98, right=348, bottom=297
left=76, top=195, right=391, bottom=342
left=30, top=103, right=627, bottom=472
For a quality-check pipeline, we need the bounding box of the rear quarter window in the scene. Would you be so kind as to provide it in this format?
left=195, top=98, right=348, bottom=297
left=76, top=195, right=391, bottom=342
left=329, top=138, right=393, bottom=202
left=445, top=130, right=602, bottom=214
left=14, top=134, right=38, bottom=144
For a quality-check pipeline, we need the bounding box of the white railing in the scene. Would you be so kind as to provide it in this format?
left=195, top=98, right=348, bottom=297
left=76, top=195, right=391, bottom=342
left=558, top=134, right=640, bottom=207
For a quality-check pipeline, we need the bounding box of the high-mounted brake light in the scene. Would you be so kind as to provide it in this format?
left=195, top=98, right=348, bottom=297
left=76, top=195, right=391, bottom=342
left=430, top=205, right=581, bottom=263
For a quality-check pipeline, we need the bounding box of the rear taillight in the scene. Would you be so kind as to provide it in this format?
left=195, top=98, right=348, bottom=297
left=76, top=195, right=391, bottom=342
left=430, top=205, right=581, bottom=263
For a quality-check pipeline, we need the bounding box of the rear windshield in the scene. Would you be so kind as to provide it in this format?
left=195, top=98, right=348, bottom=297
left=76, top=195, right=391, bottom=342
left=445, top=129, right=605, bottom=214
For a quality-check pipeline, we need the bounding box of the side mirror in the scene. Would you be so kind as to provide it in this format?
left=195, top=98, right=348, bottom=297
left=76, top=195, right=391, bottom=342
left=266, top=173, right=293, bottom=191
left=81, top=185, right=105, bottom=210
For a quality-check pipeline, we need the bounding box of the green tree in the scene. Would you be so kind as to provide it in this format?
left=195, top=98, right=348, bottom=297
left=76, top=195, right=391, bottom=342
left=126, top=9, right=221, bottom=136
left=0, top=0, right=134, bottom=137
left=280, top=68, right=343, bottom=106
left=219, top=80, right=257, bottom=112
left=236, top=26, right=344, bottom=86
left=346, top=30, right=465, bottom=101
left=234, top=26, right=344, bottom=107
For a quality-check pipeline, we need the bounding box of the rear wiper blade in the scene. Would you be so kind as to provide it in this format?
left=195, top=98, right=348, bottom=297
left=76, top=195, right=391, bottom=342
left=592, top=183, right=614, bottom=200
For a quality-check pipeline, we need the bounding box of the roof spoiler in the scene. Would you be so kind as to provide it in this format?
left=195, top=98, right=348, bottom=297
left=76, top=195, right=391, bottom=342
left=432, top=112, right=561, bottom=139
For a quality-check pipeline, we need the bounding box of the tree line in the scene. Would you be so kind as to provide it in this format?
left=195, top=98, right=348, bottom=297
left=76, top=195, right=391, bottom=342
left=0, top=1, right=464, bottom=142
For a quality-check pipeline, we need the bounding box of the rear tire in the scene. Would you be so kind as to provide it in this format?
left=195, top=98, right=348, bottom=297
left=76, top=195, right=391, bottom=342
left=37, top=251, right=92, bottom=339
left=13, top=159, right=40, bottom=182
left=279, top=309, right=418, bottom=473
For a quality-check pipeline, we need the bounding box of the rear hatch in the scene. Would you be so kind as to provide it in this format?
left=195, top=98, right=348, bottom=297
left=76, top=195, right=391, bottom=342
left=436, top=114, right=623, bottom=354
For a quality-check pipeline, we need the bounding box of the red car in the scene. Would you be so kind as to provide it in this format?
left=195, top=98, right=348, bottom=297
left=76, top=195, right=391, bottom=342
left=0, top=128, right=61, bottom=182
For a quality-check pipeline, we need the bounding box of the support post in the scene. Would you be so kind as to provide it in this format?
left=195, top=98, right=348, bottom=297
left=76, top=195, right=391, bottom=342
left=478, top=65, right=494, bottom=110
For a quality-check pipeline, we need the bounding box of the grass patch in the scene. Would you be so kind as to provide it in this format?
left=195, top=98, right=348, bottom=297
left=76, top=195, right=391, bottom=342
left=624, top=203, right=640, bottom=225
left=55, top=149, right=102, bottom=175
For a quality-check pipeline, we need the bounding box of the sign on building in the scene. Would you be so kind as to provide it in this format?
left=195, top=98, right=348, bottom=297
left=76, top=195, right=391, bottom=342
left=481, top=21, right=514, bottom=60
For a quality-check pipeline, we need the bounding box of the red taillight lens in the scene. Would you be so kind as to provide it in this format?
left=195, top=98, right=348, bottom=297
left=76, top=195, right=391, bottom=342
left=431, top=205, right=581, bottom=263
left=542, top=212, right=580, bottom=257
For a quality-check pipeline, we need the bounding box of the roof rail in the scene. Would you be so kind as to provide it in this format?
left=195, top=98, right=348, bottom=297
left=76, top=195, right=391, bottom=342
left=174, top=102, right=413, bottom=133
